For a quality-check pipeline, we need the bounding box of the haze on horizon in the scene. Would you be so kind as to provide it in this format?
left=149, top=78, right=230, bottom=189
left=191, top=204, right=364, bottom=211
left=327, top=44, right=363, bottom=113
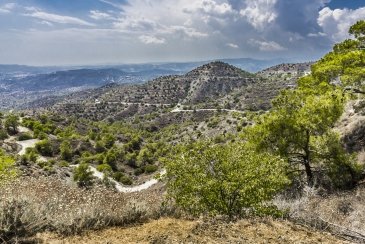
left=0, top=0, right=365, bottom=66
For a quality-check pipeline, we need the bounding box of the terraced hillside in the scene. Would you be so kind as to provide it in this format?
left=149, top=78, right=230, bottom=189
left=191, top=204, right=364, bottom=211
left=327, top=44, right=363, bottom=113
left=41, top=61, right=299, bottom=121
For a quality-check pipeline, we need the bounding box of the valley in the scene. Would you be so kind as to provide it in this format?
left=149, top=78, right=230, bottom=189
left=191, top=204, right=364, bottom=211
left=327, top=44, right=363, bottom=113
left=0, top=22, right=365, bottom=243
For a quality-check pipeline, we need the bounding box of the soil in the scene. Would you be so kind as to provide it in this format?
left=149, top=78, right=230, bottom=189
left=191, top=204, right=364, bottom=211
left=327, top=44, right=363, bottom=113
left=36, top=217, right=347, bottom=244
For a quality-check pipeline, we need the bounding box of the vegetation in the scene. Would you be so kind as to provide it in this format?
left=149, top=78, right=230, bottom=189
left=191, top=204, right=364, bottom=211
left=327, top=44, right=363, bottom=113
left=73, top=163, right=94, bottom=187
left=165, top=141, right=289, bottom=218
left=0, top=150, right=17, bottom=183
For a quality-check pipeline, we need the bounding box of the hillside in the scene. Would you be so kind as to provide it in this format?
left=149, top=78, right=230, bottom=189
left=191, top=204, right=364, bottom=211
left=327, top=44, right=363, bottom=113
left=41, top=61, right=295, bottom=122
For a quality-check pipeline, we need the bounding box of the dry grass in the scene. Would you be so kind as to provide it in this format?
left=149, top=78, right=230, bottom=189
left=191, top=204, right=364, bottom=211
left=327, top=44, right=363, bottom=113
left=37, top=217, right=345, bottom=243
left=274, top=185, right=365, bottom=242
left=0, top=177, right=165, bottom=242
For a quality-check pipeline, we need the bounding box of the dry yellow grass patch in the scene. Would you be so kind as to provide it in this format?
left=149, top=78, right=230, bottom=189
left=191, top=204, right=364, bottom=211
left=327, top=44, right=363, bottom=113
left=37, top=217, right=346, bottom=244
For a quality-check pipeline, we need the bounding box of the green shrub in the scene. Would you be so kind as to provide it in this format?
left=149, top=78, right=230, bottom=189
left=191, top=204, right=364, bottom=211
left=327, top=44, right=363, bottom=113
left=165, top=142, right=289, bottom=218
left=0, top=129, right=8, bottom=140
left=17, top=133, right=33, bottom=141
left=35, top=139, right=53, bottom=157
left=134, top=168, right=144, bottom=176
left=73, top=163, right=94, bottom=187
left=144, top=164, right=158, bottom=174
left=120, top=175, right=133, bottom=185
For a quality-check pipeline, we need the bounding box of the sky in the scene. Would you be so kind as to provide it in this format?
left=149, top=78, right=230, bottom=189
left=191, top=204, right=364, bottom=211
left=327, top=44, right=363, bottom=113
left=0, top=0, right=364, bottom=66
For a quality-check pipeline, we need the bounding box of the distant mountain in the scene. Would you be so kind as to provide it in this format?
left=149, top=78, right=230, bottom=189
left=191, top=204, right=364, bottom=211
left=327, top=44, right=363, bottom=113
left=0, top=57, right=295, bottom=111
left=2, top=68, right=129, bottom=91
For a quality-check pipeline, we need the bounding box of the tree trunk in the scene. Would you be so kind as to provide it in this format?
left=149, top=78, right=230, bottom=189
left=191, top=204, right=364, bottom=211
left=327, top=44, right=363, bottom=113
left=304, top=130, right=314, bottom=186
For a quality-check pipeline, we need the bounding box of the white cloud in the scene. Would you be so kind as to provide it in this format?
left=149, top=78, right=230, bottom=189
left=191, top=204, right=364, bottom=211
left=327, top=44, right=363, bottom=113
left=168, top=26, right=208, bottom=38
left=249, top=39, right=286, bottom=51
left=99, top=0, right=124, bottom=10
left=308, top=32, right=326, bottom=37
left=184, top=0, right=234, bottom=16
left=227, top=43, right=239, bottom=48
left=89, top=10, right=115, bottom=20
left=25, top=10, right=95, bottom=26
left=0, top=2, right=16, bottom=13
left=240, top=0, right=277, bottom=30
left=139, top=35, right=166, bottom=44
left=39, top=20, right=54, bottom=27
left=318, top=7, right=365, bottom=42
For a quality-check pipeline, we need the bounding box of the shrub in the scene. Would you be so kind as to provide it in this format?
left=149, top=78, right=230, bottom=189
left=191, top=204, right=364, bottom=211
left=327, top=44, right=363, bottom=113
left=35, top=139, right=53, bottom=157
left=120, top=175, right=133, bottom=185
left=144, top=164, right=158, bottom=174
left=164, top=142, right=289, bottom=218
left=60, top=140, right=73, bottom=162
left=0, top=129, right=8, bottom=140
left=17, top=133, right=33, bottom=141
left=0, top=150, right=18, bottom=183
left=73, top=163, right=94, bottom=187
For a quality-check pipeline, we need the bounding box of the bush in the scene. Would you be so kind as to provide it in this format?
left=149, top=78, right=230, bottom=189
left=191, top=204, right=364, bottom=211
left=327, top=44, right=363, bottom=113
left=17, top=133, right=33, bottom=141
left=0, top=150, right=18, bottom=183
left=0, top=129, right=8, bottom=140
left=60, top=140, right=73, bottom=162
left=164, top=142, right=289, bottom=218
left=144, top=164, right=158, bottom=174
left=120, top=175, right=133, bottom=185
left=73, top=163, right=94, bottom=187
left=35, top=139, right=53, bottom=157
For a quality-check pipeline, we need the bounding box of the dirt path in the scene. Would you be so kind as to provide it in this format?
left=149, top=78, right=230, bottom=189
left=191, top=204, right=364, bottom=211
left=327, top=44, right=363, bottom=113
left=72, top=164, right=166, bottom=193
left=37, top=217, right=347, bottom=244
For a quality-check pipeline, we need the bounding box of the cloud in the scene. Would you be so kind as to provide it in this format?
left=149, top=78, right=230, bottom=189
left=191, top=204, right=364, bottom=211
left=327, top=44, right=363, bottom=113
left=318, top=6, right=365, bottom=42
left=25, top=10, right=95, bottom=26
left=249, top=39, right=286, bottom=51
left=0, top=2, right=16, bottom=13
left=89, top=10, right=115, bottom=20
left=99, top=0, right=125, bottom=10
left=240, top=0, right=277, bottom=30
left=139, top=35, right=166, bottom=44
left=184, top=0, right=234, bottom=16
left=227, top=43, right=239, bottom=48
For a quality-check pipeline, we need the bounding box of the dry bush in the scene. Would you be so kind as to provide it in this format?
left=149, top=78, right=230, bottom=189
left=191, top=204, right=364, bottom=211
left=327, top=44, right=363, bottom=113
left=0, top=177, right=164, bottom=242
left=274, top=185, right=365, bottom=242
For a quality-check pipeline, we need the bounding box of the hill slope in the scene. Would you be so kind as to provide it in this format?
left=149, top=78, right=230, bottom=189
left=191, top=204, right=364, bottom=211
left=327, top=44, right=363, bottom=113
left=41, top=61, right=296, bottom=121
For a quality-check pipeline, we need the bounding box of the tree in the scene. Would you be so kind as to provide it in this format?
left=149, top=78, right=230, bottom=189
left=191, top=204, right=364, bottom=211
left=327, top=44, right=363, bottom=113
left=349, top=20, right=365, bottom=41
left=164, top=141, right=289, bottom=218
left=73, top=163, right=94, bottom=187
left=60, top=140, right=73, bottom=161
left=4, top=114, right=19, bottom=135
left=245, top=85, right=352, bottom=186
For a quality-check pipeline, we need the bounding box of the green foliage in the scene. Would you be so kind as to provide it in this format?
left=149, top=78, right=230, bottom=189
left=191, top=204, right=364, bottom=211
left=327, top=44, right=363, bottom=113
left=349, top=20, right=365, bottom=41
left=144, top=164, right=158, bottom=174
left=0, top=129, right=8, bottom=140
left=17, top=133, right=33, bottom=141
left=73, top=163, right=94, bottom=187
left=35, top=139, right=53, bottom=157
left=96, top=164, right=112, bottom=174
left=4, top=114, right=19, bottom=135
left=0, top=150, right=18, bottom=183
left=244, top=21, right=365, bottom=188
left=164, top=141, right=289, bottom=218
left=60, top=140, right=73, bottom=162
left=120, top=175, right=133, bottom=185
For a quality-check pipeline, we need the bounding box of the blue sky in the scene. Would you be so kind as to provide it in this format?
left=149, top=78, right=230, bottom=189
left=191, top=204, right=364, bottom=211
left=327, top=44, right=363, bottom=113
left=0, top=0, right=364, bottom=66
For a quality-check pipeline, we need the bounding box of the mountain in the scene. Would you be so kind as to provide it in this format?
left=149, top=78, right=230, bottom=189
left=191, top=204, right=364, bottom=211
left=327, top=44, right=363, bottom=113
left=38, top=61, right=297, bottom=122
left=2, top=68, right=129, bottom=92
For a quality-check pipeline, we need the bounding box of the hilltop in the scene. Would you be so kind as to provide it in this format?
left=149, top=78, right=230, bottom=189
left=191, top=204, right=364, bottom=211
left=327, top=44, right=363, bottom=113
left=36, top=61, right=296, bottom=123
